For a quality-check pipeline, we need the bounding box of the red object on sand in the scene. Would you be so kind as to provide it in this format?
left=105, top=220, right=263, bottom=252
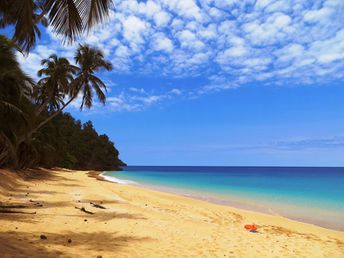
left=244, top=224, right=257, bottom=231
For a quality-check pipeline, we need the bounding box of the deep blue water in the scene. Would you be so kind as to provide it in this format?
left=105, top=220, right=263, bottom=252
left=104, top=166, right=344, bottom=229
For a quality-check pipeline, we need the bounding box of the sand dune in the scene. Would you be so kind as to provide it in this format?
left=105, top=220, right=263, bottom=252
left=0, top=168, right=343, bottom=258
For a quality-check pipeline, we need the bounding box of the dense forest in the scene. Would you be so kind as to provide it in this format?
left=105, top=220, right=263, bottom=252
left=0, top=0, right=125, bottom=171
left=37, top=113, right=125, bottom=170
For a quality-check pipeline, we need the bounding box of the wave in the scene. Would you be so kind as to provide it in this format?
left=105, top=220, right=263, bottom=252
left=100, top=172, right=138, bottom=185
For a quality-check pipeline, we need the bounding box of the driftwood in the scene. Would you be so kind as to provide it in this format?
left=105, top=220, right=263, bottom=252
left=90, top=202, right=106, bottom=209
left=75, top=206, right=94, bottom=214
left=0, top=210, right=36, bottom=214
left=0, top=205, right=28, bottom=209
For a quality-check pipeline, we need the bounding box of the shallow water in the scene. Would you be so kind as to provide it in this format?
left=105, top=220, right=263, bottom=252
left=104, top=166, right=344, bottom=230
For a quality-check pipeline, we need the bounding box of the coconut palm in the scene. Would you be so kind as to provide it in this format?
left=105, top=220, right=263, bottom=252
left=0, top=0, right=112, bottom=52
left=35, top=54, right=79, bottom=115
left=72, top=44, right=113, bottom=110
left=0, top=36, right=33, bottom=102
left=0, top=36, right=34, bottom=168
left=26, top=44, right=112, bottom=140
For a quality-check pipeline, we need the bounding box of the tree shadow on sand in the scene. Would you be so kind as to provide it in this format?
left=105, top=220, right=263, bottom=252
left=0, top=168, right=81, bottom=194
left=18, top=168, right=80, bottom=183
left=0, top=230, right=154, bottom=258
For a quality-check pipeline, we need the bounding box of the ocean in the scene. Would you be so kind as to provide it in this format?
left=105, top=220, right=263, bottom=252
left=103, top=166, right=344, bottom=230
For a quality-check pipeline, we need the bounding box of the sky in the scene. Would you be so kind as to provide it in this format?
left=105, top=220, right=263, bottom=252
left=7, top=0, right=344, bottom=166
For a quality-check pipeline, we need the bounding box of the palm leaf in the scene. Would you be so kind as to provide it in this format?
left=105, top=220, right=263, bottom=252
left=44, top=0, right=83, bottom=43
left=85, top=0, right=112, bottom=30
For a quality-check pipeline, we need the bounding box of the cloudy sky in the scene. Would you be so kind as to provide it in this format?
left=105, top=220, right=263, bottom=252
left=11, top=0, right=344, bottom=166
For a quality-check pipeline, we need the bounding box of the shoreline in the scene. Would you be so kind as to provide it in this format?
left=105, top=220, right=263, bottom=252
left=0, top=168, right=343, bottom=257
left=99, top=171, right=344, bottom=231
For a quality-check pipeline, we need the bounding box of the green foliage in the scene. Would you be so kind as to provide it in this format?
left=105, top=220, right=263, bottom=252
left=36, top=113, right=125, bottom=170
left=0, top=0, right=123, bottom=170
left=0, top=35, right=125, bottom=170
left=0, top=0, right=112, bottom=52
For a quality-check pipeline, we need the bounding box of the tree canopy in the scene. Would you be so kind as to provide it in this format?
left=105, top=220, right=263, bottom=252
left=0, top=1, right=124, bottom=171
left=0, top=36, right=125, bottom=171
left=37, top=112, right=125, bottom=170
left=0, top=0, right=113, bottom=52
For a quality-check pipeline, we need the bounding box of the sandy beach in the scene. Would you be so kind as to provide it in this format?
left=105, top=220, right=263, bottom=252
left=0, top=168, right=343, bottom=258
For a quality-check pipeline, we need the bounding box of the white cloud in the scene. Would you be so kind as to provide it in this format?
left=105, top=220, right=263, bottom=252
left=17, top=0, right=344, bottom=110
left=275, top=44, right=305, bottom=64
left=309, top=29, right=344, bottom=64
left=243, top=13, right=293, bottom=46
left=178, top=30, right=196, bottom=42
left=154, top=11, right=171, bottom=27
left=198, top=24, right=217, bottom=40
left=103, top=88, right=181, bottom=112
left=152, top=34, right=174, bottom=52
left=122, top=15, right=149, bottom=45
left=161, top=0, right=202, bottom=20
left=170, top=88, right=182, bottom=95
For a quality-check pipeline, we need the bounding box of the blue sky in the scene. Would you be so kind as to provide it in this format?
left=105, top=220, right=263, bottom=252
left=8, top=0, right=344, bottom=166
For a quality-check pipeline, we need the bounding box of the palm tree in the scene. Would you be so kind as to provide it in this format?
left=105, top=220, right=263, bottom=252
left=27, top=44, right=112, bottom=138
left=0, top=0, right=112, bottom=52
left=0, top=36, right=34, bottom=168
left=35, top=54, right=79, bottom=115
left=72, top=44, right=113, bottom=109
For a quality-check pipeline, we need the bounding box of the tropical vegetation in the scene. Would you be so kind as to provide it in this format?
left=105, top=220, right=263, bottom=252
left=0, top=0, right=125, bottom=170
left=0, top=0, right=112, bottom=52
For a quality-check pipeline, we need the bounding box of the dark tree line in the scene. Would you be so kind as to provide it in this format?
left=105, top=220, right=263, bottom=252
left=36, top=113, right=125, bottom=170
left=0, top=0, right=125, bottom=171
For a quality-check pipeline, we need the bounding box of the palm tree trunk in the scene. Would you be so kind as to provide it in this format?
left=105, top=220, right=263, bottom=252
left=0, top=135, right=18, bottom=169
left=30, top=96, right=76, bottom=137
left=34, top=91, right=55, bottom=116
left=16, top=96, right=76, bottom=155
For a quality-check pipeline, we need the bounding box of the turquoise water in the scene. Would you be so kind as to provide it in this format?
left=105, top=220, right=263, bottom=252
left=104, top=166, right=344, bottom=230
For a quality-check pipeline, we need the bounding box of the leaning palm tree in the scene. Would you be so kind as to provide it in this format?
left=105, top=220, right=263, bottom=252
left=27, top=44, right=112, bottom=136
left=35, top=54, right=79, bottom=115
left=72, top=44, right=113, bottom=110
left=0, top=0, right=112, bottom=52
left=0, top=39, right=113, bottom=169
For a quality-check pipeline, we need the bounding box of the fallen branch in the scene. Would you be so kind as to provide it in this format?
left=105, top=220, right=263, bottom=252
left=0, top=205, right=29, bottom=209
left=75, top=206, right=94, bottom=214
left=90, top=202, right=106, bottom=209
left=0, top=210, right=36, bottom=214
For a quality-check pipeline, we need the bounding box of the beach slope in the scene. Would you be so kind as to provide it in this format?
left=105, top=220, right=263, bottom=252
left=0, top=168, right=343, bottom=257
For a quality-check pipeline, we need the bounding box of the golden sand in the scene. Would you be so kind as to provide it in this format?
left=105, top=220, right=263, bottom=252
left=0, top=168, right=343, bottom=258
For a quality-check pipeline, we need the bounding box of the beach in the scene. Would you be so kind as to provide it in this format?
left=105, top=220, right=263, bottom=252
left=0, top=168, right=343, bottom=258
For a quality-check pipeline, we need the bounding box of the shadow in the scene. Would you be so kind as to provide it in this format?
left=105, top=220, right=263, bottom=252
left=0, top=199, right=146, bottom=223
left=87, top=211, right=147, bottom=222
left=0, top=168, right=80, bottom=195
left=18, top=168, right=79, bottom=183
left=79, top=199, right=125, bottom=205
left=0, top=207, right=45, bottom=223
left=1, top=189, right=63, bottom=203
left=261, top=225, right=322, bottom=241
left=0, top=169, right=25, bottom=193
left=0, top=231, right=64, bottom=258
left=47, top=182, right=82, bottom=187
left=0, top=169, right=82, bottom=214
left=0, top=230, right=154, bottom=257
left=16, top=189, right=62, bottom=195
left=0, top=199, right=77, bottom=223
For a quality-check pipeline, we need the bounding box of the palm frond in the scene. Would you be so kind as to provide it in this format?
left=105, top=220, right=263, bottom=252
left=45, top=0, right=83, bottom=43
left=0, top=100, right=30, bottom=125
left=13, top=0, right=42, bottom=53
left=85, top=0, right=112, bottom=31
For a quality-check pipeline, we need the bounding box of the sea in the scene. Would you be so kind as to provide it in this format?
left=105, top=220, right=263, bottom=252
left=103, top=166, right=344, bottom=230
